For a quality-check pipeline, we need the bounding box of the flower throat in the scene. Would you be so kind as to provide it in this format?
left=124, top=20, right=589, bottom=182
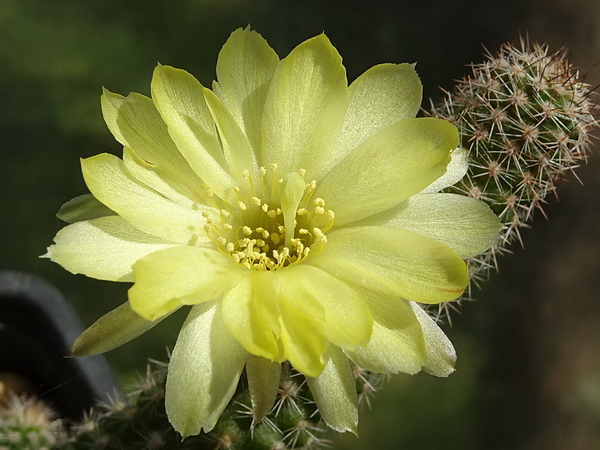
left=203, top=164, right=334, bottom=271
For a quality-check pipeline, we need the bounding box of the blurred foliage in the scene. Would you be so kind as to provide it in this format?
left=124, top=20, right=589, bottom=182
left=1, top=0, right=599, bottom=449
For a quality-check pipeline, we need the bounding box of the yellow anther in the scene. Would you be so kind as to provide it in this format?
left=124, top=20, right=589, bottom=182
left=205, top=188, right=214, bottom=197
left=204, top=166, right=333, bottom=272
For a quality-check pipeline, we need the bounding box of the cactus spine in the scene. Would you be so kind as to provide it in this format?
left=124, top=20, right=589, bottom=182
left=429, top=39, right=597, bottom=317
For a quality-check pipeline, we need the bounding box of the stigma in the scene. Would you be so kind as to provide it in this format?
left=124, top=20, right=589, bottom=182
left=204, top=166, right=334, bottom=271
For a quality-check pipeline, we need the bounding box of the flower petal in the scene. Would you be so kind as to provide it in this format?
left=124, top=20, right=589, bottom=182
left=410, top=302, right=456, bottom=377
left=246, top=355, right=281, bottom=424
left=70, top=301, right=170, bottom=356
left=81, top=153, right=212, bottom=245
left=203, top=87, right=258, bottom=182
left=282, top=265, right=372, bottom=351
left=129, top=246, right=239, bottom=321
left=166, top=301, right=247, bottom=437
left=323, top=63, right=422, bottom=175
left=309, top=226, right=468, bottom=304
left=306, top=346, right=358, bottom=434
left=221, top=271, right=282, bottom=361
left=150, top=65, right=237, bottom=203
left=345, top=294, right=425, bottom=374
left=44, top=216, right=176, bottom=282
left=215, top=27, right=279, bottom=154
left=277, top=282, right=328, bottom=377
left=376, top=193, right=501, bottom=258
left=261, top=34, right=347, bottom=178
left=316, top=118, right=458, bottom=226
left=122, top=147, right=208, bottom=207
left=100, top=88, right=202, bottom=194
left=56, top=194, right=116, bottom=223
left=420, top=147, right=468, bottom=193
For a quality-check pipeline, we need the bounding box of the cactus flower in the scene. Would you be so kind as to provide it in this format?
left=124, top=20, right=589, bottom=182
left=45, top=28, right=501, bottom=438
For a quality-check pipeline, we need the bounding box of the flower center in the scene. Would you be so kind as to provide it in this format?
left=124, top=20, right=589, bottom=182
left=203, top=165, right=334, bottom=271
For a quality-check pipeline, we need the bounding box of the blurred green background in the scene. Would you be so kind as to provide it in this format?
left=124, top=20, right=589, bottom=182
left=2, top=0, right=600, bottom=448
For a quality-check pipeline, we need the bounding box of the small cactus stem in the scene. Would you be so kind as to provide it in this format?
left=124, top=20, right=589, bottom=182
left=0, top=392, right=66, bottom=449
left=428, top=37, right=598, bottom=322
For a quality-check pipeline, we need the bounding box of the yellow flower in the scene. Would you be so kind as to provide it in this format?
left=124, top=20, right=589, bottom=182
left=45, top=28, right=501, bottom=437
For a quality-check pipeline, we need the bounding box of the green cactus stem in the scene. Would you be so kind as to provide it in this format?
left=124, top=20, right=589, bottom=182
left=429, top=38, right=597, bottom=319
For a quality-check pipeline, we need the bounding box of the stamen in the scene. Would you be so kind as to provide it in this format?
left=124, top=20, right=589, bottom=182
left=203, top=166, right=335, bottom=271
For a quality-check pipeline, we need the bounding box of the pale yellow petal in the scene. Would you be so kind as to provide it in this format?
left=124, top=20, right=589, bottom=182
left=315, top=118, right=458, bottom=226
left=377, top=193, right=501, bottom=258
left=56, top=194, right=115, bottom=224
left=70, top=301, right=171, bottom=356
left=308, top=226, right=468, bottom=304
left=246, top=355, right=281, bottom=423
left=203, top=87, right=258, bottom=182
left=81, top=153, right=212, bottom=245
left=345, top=294, right=425, bottom=374
left=122, top=147, right=209, bottom=207
left=306, top=346, right=358, bottom=434
left=129, top=246, right=239, bottom=321
left=277, top=283, right=328, bottom=378
left=44, top=216, right=176, bottom=282
left=221, top=271, right=282, bottom=361
left=410, top=302, right=456, bottom=377
left=323, top=63, right=422, bottom=175
left=261, top=34, right=347, bottom=179
left=421, top=147, right=468, bottom=193
left=166, top=302, right=247, bottom=437
left=150, top=65, right=237, bottom=203
left=100, top=89, right=202, bottom=196
left=215, top=27, right=279, bottom=153
left=281, top=265, right=372, bottom=351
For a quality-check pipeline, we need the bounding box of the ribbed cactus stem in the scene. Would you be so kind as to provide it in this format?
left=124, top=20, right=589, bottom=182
left=429, top=38, right=597, bottom=318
